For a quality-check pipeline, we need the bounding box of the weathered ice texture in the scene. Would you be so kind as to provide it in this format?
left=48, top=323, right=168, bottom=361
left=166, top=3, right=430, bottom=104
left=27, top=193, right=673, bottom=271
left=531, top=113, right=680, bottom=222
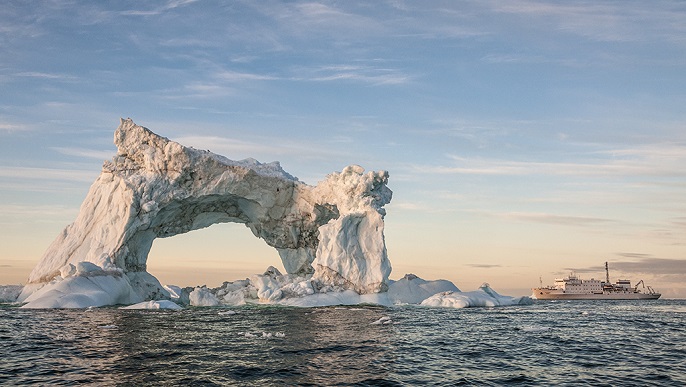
left=21, top=119, right=392, bottom=303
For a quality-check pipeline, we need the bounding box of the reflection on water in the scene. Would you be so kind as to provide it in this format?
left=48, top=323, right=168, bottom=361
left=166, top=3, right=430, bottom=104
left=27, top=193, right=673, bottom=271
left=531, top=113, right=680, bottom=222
left=1, top=300, right=686, bottom=385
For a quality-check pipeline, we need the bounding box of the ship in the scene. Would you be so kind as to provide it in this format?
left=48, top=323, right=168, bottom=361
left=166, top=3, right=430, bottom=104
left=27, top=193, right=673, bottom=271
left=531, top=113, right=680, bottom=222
left=532, top=262, right=661, bottom=300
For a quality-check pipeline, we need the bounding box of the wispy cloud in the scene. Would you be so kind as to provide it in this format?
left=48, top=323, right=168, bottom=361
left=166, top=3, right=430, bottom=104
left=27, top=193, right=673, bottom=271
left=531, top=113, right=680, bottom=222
left=497, top=212, right=614, bottom=227
left=270, top=2, right=385, bottom=36
left=118, top=0, right=199, bottom=17
left=0, top=167, right=98, bottom=183
left=51, top=147, right=114, bottom=160
left=297, top=64, right=411, bottom=85
left=388, top=201, right=426, bottom=211
left=466, top=263, right=502, bottom=269
left=480, top=53, right=585, bottom=68
left=177, top=82, right=236, bottom=99
left=174, top=136, right=281, bottom=157
left=563, top=256, right=686, bottom=277
left=215, top=70, right=278, bottom=82
left=671, top=217, right=686, bottom=228
left=410, top=143, right=686, bottom=178
left=0, top=204, right=78, bottom=218
left=560, top=265, right=605, bottom=274
left=488, top=0, right=686, bottom=44
left=616, top=252, right=653, bottom=259
left=172, top=134, right=347, bottom=162
left=13, top=72, right=77, bottom=81
left=0, top=123, right=30, bottom=133
left=611, top=257, right=686, bottom=275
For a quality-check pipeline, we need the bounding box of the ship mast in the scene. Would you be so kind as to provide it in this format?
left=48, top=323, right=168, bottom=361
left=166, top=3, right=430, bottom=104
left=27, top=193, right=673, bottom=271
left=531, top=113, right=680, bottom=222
left=605, top=261, right=610, bottom=284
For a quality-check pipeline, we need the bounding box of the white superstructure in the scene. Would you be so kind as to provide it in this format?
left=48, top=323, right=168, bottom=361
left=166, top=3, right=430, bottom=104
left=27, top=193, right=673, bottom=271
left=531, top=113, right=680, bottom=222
left=532, top=262, right=661, bottom=300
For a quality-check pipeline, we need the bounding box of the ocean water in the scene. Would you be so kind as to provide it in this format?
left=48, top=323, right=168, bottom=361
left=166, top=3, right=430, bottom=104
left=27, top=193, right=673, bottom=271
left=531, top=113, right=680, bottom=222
left=1, top=300, right=685, bottom=386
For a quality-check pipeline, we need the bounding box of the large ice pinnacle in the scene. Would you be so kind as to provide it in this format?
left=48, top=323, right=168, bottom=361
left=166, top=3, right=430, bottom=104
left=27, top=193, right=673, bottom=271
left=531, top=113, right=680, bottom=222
left=25, top=119, right=392, bottom=300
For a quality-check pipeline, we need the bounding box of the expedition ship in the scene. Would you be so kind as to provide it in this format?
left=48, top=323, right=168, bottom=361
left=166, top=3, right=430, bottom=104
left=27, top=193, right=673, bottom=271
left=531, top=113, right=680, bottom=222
left=533, top=262, right=661, bottom=300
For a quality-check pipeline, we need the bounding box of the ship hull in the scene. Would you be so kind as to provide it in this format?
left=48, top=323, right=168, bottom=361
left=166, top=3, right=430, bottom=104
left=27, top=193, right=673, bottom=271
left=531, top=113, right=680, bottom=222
left=532, top=289, right=661, bottom=300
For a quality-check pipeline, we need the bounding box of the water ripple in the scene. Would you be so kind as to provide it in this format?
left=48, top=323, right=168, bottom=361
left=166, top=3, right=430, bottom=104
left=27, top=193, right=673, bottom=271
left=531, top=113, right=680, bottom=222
left=1, top=301, right=686, bottom=385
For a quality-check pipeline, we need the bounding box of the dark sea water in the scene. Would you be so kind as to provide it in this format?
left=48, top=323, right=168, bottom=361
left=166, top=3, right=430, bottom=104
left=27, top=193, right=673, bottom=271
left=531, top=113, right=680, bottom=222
left=1, top=300, right=685, bottom=386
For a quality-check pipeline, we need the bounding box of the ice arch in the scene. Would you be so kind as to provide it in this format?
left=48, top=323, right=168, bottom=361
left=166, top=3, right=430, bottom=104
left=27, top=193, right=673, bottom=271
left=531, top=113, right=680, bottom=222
left=23, top=119, right=392, bottom=301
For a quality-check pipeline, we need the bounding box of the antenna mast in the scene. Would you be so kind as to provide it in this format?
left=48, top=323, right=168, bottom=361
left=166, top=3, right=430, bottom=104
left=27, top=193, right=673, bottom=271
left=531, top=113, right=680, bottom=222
left=605, top=261, right=610, bottom=284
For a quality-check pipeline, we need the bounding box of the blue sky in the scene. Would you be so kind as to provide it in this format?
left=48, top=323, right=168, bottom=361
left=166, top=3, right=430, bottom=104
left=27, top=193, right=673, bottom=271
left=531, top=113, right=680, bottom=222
left=1, top=1, right=685, bottom=297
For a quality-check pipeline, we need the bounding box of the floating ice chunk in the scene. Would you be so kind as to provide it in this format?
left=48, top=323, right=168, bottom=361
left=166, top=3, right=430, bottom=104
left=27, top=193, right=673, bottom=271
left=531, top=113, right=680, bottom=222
left=371, top=316, right=392, bottom=325
left=20, top=274, right=142, bottom=308
left=251, top=274, right=283, bottom=302
left=0, top=285, right=23, bottom=303
left=237, top=331, right=284, bottom=339
left=420, top=284, right=533, bottom=309
left=276, top=274, right=462, bottom=307
left=280, top=279, right=315, bottom=297
left=220, top=290, right=247, bottom=306
left=163, top=285, right=183, bottom=300
left=277, top=290, right=364, bottom=307
left=121, top=300, right=182, bottom=310
left=386, top=274, right=459, bottom=304
left=189, top=286, right=220, bottom=306
left=218, top=310, right=238, bottom=315
left=421, top=291, right=471, bottom=308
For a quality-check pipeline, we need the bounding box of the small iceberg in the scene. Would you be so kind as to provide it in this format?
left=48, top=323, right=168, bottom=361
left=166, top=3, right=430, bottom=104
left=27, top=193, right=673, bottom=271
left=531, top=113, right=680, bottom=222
left=420, top=283, right=533, bottom=308
left=120, top=300, right=182, bottom=310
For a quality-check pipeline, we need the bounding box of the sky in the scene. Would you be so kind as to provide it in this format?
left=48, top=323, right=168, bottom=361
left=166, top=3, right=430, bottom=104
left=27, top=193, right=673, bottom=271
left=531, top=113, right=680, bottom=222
left=1, top=0, right=685, bottom=297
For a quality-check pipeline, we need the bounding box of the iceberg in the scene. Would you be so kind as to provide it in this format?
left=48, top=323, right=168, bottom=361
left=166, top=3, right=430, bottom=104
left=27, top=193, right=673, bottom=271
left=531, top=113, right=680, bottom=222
left=420, top=283, right=533, bottom=308
left=17, top=119, right=392, bottom=308
left=11, top=118, right=531, bottom=309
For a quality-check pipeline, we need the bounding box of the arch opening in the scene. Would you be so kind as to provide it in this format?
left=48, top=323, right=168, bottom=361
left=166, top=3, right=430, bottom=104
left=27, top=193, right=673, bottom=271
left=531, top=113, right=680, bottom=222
left=146, top=222, right=284, bottom=288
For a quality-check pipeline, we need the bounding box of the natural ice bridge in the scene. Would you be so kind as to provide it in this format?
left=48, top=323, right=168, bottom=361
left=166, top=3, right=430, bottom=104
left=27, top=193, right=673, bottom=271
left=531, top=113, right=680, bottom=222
left=20, top=119, right=392, bottom=304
